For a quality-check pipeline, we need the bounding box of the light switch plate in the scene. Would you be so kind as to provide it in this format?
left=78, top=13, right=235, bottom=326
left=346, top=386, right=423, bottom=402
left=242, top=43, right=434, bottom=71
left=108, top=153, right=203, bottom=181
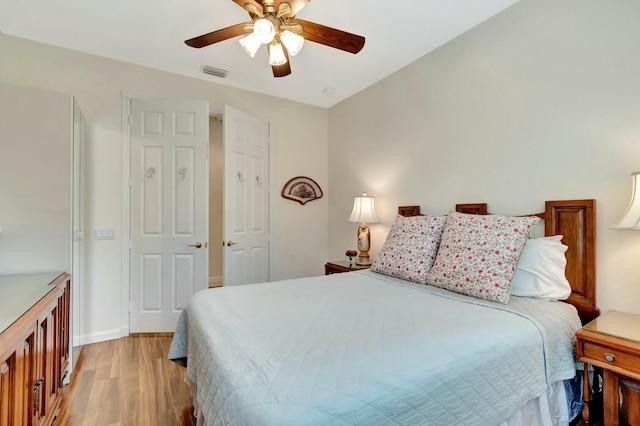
left=95, top=228, right=116, bottom=240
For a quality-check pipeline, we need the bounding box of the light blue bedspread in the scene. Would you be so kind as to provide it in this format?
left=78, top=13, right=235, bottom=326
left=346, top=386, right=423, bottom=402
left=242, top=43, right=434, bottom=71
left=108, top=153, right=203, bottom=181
left=169, top=270, right=581, bottom=425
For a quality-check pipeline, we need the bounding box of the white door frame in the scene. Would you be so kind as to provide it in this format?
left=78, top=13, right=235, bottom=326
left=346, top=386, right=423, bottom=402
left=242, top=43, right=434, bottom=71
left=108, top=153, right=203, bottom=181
left=121, top=90, right=134, bottom=337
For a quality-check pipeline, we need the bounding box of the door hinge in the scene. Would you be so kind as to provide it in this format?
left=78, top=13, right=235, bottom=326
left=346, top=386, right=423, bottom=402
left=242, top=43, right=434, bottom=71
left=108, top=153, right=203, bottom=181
left=128, top=114, right=133, bottom=125
left=128, top=302, right=132, bottom=313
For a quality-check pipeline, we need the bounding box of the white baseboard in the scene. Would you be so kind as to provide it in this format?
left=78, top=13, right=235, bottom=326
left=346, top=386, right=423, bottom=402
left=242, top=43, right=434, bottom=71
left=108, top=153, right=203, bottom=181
left=74, top=328, right=122, bottom=346
left=209, top=275, right=223, bottom=287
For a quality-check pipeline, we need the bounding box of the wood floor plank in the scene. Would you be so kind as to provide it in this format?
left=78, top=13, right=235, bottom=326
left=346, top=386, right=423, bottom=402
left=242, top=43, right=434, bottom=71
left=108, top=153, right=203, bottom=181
left=56, top=335, right=194, bottom=426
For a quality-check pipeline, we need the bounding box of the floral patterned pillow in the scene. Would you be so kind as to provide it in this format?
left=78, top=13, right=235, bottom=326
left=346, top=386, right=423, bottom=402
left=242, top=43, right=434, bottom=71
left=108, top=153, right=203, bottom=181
left=371, top=215, right=447, bottom=284
left=426, top=212, right=540, bottom=304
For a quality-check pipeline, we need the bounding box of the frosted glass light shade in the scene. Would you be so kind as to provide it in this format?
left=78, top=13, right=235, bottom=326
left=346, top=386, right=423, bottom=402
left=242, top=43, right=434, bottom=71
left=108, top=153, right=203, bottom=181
left=239, top=33, right=261, bottom=57
left=253, top=19, right=275, bottom=44
left=268, top=43, right=287, bottom=66
left=349, top=193, right=379, bottom=224
left=613, top=171, right=640, bottom=230
left=280, top=30, right=304, bottom=56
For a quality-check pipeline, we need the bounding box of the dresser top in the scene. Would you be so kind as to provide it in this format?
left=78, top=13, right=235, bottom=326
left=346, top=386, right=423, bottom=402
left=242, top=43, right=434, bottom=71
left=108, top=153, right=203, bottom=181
left=0, top=272, right=66, bottom=335
left=583, top=310, right=640, bottom=344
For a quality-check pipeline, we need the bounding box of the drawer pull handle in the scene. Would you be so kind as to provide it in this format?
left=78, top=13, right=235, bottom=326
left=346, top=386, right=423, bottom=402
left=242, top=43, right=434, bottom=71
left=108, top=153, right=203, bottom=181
left=34, top=377, right=44, bottom=415
left=605, top=353, right=615, bottom=362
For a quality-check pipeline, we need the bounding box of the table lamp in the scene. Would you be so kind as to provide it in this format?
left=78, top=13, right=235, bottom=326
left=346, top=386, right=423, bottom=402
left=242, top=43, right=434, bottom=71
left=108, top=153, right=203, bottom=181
left=613, top=171, right=640, bottom=230
left=348, top=193, right=379, bottom=266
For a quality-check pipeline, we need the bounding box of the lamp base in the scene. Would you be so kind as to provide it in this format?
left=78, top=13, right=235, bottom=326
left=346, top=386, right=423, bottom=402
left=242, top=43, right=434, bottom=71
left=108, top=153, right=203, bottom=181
left=355, top=254, right=372, bottom=266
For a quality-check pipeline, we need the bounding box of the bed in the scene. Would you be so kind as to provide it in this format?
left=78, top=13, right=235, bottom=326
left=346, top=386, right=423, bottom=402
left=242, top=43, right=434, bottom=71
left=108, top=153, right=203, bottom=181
left=169, top=199, right=598, bottom=426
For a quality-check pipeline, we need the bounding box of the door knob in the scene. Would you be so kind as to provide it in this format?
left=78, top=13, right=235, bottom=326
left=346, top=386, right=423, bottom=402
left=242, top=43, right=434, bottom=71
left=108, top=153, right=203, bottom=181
left=189, top=242, right=203, bottom=248
left=225, top=240, right=238, bottom=246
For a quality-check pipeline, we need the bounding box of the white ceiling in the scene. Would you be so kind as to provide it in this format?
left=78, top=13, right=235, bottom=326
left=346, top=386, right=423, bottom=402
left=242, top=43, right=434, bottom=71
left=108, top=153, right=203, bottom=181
left=0, top=0, right=520, bottom=108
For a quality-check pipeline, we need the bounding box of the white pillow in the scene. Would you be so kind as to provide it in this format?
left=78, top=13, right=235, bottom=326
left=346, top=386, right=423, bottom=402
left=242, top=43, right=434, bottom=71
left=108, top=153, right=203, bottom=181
left=510, top=235, right=571, bottom=301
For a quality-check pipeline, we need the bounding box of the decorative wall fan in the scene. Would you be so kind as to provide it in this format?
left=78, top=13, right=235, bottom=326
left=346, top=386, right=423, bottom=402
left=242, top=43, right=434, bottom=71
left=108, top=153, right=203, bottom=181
left=185, top=0, right=365, bottom=77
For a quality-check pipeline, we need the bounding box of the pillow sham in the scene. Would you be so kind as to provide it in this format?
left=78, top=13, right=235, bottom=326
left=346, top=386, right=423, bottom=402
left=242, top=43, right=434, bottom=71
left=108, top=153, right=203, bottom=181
left=426, top=212, right=540, bottom=304
left=510, top=235, right=571, bottom=301
left=371, top=215, right=446, bottom=284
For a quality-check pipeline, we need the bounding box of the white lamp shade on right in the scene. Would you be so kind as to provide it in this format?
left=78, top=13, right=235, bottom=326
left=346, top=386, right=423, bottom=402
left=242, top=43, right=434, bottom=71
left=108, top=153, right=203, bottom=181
left=613, top=171, right=640, bottom=230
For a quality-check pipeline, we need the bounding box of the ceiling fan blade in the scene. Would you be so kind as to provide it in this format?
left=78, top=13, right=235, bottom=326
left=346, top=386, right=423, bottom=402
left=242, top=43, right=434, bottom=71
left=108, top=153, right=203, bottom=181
left=268, top=44, right=292, bottom=77
left=185, top=23, right=251, bottom=48
left=275, top=0, right=309, bottom=17
left=288, top=19, right=365, bottom=54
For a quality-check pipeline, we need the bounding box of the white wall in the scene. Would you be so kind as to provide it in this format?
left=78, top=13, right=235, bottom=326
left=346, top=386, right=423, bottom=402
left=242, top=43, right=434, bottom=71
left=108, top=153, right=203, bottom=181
left=328, top=0, right=640, bottom=315
left=0, top=34, right=329, bottom=343
left=208, top=117, right=223, bottom=287
left=0, top=82, right=72, bottom=274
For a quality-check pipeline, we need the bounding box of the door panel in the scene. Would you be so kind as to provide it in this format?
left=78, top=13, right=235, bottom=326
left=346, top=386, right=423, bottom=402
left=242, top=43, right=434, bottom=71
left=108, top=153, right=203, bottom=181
left=173, top=254, right=195, bottom=310
left=141, top=255, right=162, bottom=311
left=142, top=146, right=163, bottom=235
left=130, top=99, right=208, bottom=332
left=223, top=106, right=270, bottom=286
left=174, top=147, right=195, bottom=235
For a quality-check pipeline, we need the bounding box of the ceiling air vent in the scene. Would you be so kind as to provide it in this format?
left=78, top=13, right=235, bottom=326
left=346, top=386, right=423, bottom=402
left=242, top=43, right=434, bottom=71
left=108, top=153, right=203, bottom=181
left=202, top=66, right=228, bottom=78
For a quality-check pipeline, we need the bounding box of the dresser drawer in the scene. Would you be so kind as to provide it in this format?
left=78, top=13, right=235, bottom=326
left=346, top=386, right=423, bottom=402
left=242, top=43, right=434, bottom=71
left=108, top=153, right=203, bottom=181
left=582, top=340, right=640, bottom=376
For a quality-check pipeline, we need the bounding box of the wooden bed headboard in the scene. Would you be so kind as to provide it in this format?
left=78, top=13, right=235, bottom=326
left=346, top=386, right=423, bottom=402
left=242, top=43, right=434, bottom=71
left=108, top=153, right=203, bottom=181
left=398, top=200, right=598, bottom=324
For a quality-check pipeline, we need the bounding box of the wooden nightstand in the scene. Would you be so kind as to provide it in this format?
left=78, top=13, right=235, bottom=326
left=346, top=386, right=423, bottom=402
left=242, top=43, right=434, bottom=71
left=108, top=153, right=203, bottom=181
left=576, top=310, right=640, bottom=425
left=324, top=260, right=370, bottom=275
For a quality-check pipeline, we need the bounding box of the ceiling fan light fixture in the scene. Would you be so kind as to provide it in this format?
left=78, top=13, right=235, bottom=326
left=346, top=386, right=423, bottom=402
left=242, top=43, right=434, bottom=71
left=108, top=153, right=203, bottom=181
left=280, top=30, right=304, bottom=56
left=239, top=33, right=261, bottom=57
left=253, top=18, right=275, bottom=44
left=184, top=0, right=365, bottom=78
left=268, top=42, right=287, bottom=66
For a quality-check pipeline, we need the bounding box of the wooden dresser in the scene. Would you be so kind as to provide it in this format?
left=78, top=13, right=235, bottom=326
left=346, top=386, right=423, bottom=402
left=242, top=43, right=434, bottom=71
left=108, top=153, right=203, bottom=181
left=0, top=272, right=71, bottom=426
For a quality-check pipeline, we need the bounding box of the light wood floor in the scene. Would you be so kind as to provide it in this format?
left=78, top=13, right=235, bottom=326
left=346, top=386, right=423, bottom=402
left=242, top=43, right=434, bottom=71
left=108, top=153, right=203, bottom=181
left=56, top=335, right=195, bottom=426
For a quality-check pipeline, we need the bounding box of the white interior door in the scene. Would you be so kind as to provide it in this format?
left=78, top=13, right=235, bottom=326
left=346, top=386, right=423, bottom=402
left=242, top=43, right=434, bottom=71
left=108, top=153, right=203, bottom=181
left=129, top=98, right=208, bottom=332
left=223, top=105, right=270, bottom=286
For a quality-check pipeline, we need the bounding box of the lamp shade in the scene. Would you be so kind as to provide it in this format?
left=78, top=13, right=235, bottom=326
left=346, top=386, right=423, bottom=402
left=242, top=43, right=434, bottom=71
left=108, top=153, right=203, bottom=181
left=613, top=171, right=640, bottom=230
left=239, top=33, right=261, bottom=58
left=349, top=193, right=379, bottom=224
left=268, top=42, right=287, bottom=66
left=280, top=30, right=304, bottom=56
left=253, top=18, right=275, bottom=44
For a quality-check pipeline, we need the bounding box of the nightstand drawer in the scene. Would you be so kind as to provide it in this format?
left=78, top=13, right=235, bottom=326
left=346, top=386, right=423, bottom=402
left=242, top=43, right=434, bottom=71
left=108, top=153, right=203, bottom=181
left=582, top=341, right=640, bottom=377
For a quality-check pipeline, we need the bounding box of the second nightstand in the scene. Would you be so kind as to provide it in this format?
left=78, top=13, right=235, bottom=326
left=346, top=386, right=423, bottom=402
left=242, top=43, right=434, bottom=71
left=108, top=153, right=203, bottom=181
left=576, top=310, right=640, bottom=425
left=324, top=260, right=370, bottom=275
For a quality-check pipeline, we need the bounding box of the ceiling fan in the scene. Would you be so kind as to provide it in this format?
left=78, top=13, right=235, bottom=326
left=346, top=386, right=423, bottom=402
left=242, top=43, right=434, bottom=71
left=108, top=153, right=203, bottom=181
left=185, top=0, right=365, bottom=77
